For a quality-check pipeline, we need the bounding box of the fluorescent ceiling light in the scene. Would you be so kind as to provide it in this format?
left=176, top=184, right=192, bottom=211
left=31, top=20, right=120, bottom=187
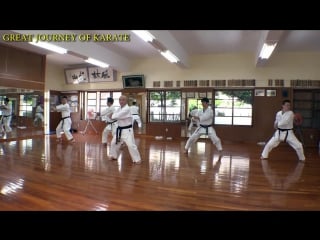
left=259, top=43, right=277, bottom=59
left=29, top=40, right=67, bottom=54
left=160, top=50, right=179, bottom=63
left=85, top=58, right=109, bottom=68
left=132, top=30, right=155, bottom=42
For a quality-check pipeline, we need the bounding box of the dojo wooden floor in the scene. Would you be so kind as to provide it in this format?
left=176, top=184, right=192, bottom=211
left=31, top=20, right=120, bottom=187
left=0, top=126, right=320, bottom=210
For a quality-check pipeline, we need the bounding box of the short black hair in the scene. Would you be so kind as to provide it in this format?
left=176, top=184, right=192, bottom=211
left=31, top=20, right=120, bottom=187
left=107, top=97, right=114, bottom=104
left=4, top=97, right=9, bottom=102
left=282, top=99, right=291, bottom=105
left=201, top=97, right=209, bottom=103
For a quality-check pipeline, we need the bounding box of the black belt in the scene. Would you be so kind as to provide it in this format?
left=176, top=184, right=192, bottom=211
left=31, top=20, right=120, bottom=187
left=61, top=116, right=70, bottom=128
left=277, top=128, right=293, bottom=142
left=132, top=114, right=139, bottom=115
left=116, top=124, right=132, bottom=144
left=3, top=115, right=10, bottom=117
left=107, top=120, right=117, bottom=124
left=200, top=124, right=211, bottom=135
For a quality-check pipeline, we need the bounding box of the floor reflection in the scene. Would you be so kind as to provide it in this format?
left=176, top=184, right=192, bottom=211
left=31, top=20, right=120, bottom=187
left=0, top=127, right=44, bottom=142
left=0, top=178, right=24, bottom=195
left=0, top=134, right=319, bottom=210
left=262, top=160, right=304, bottom=190
left=261, top=159, right=305, bottom=208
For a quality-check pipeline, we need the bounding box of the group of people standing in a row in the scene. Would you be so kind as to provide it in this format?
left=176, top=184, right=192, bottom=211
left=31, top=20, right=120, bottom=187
left=52, top=96, right=305, bottom=164
left=54, top=95, right=142, bottom=164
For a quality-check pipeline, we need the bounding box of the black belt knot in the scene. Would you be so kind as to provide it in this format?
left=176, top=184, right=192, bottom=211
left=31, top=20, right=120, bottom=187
left=61, top=116, right=70, bottom=128
left=277, top=128, right=293, bottom=142
left=200, top=124, right=211, bottom=135
left=116, top=124, right=132, bottom=144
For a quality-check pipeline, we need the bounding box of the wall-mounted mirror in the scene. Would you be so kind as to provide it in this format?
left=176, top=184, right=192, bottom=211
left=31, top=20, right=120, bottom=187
left=0, top=87, right=44, bottom=141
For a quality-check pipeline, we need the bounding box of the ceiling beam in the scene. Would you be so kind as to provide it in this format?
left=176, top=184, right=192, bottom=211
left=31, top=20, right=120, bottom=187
left=255, top=30, right=285, bottom=67
left=12, top=30, right=131, bottom=72
left=149, top=30, right=190, bottom=68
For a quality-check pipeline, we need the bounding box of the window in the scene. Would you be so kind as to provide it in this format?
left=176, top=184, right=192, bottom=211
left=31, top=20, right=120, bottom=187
left=100, top=92, right=111, bottom=113
left=85, top=91, right=122, bottom=119
left=86, top=92, right=97, bottom=119
left=184, top=91, right=213, bottom=121
left=149, top=90, right=181, bottom=122
left=111, top=92, right=121, bottom=110
left=68, top=95, right=78, bottom=112
left=19, top=94, right=33, bottom=117
left=293, top=89, right=320, bottom=129
left=214, top=90, right=253, bottom=126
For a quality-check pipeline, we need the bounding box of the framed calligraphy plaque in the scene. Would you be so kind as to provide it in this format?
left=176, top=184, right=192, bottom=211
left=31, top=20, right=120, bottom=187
left=88, top=67, right=115, bottom=82
left=65, top=68, right=89, bottom=84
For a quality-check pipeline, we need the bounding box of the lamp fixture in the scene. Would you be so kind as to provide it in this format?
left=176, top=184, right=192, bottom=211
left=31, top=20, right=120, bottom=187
left=85, top=58, right=109, bottom=68
left=259, top=43, right=277, bottom=59
left=29, top=40, right=67, bottom=54
left=160, top=50, right=179, bottom=63
left=132, top=30, right=180, bottom=65
left=132, top=30, right=155, bottom=42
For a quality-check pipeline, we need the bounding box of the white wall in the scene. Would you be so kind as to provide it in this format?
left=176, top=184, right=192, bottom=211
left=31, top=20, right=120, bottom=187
left=45, top=63, right=65, bottom=91
left=45, top=52, right=320, bottom=90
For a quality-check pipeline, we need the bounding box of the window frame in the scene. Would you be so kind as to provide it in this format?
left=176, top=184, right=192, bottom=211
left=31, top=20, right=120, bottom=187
left=214, top=89, right=253, bottom=126
left=148, top=90, right=182, bottom=123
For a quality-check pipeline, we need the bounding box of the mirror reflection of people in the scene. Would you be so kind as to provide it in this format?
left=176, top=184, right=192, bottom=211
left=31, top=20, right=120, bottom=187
left=184, top=97, right=223, bottom=155
left=0, top=97, right=12, bottom=134
left=261, top=100, right=305, bottom=162
left=54, top=96, right=75, bottom=143
left=33, top=102, right=44, bottom=127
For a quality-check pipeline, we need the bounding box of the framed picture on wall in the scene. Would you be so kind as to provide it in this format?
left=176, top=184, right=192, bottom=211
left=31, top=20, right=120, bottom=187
left=266, top=89, right=276, bottom=97
left=255, top=89, right=265, bottom=96
left=65, top=68, right=89, bottom=84
left=88, top=67, right=115, bottom=82
left=122, top=75, right=145, bottom=88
